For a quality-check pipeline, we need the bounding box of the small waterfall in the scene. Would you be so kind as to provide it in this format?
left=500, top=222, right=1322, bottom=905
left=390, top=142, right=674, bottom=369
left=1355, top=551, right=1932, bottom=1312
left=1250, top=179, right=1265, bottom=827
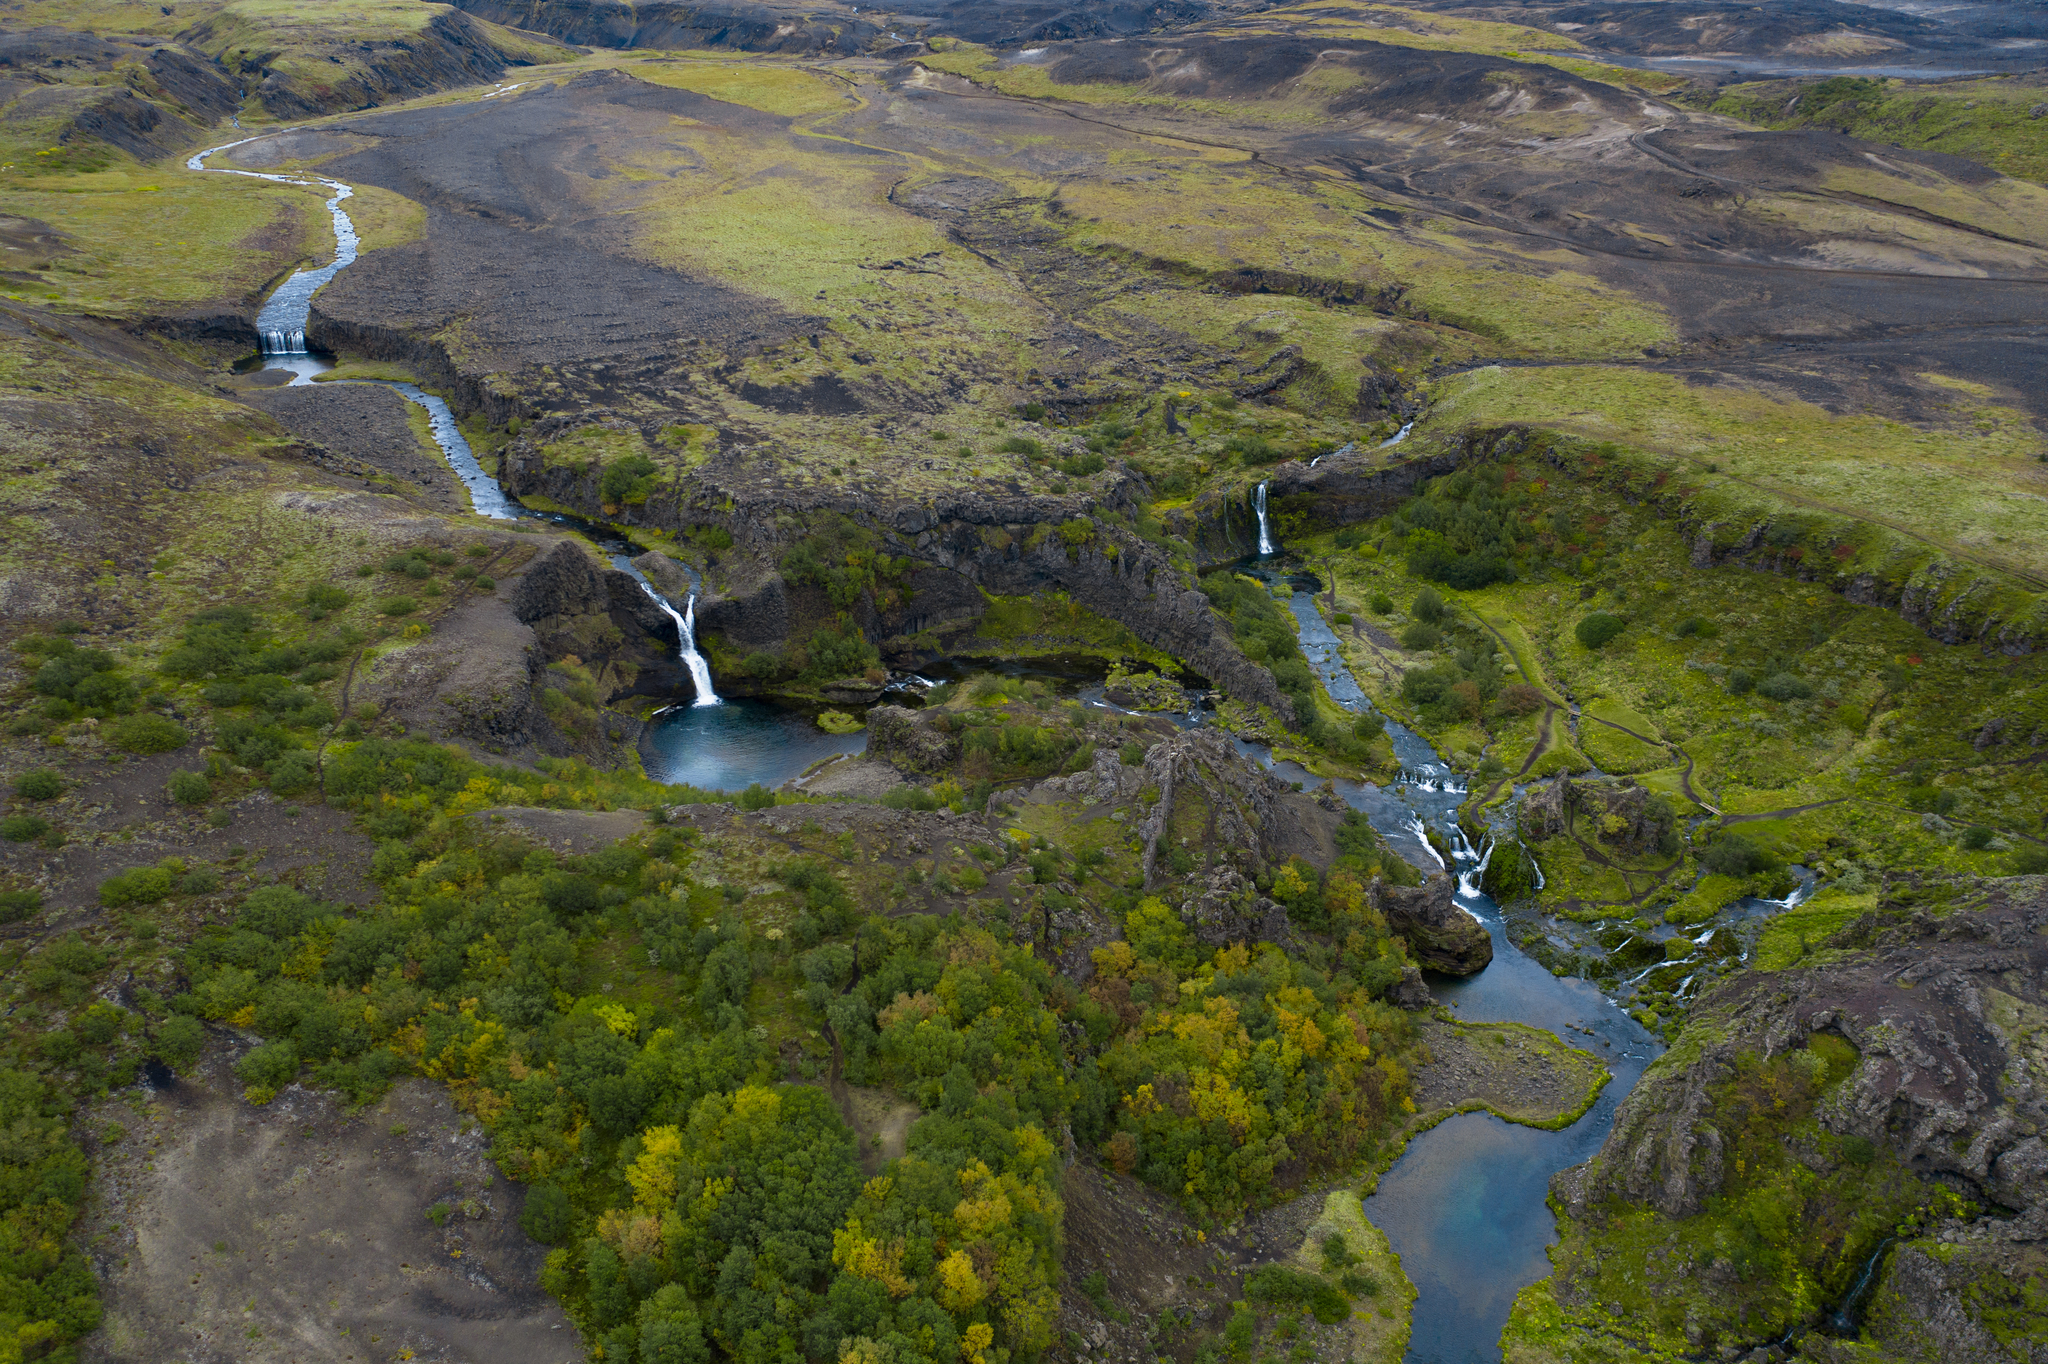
left=262, top=328, right=308, bottom=355
left=630, top=581, right=720, bottom=708
left=1379, top=420, right=1415, bottom=448
left=1254, top=481, right=1274, bottom=555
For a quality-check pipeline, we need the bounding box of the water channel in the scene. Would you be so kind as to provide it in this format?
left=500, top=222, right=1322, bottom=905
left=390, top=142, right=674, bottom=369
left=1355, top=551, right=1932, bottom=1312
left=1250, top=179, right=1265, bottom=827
left=196, top=132, right=1656, bottom=1363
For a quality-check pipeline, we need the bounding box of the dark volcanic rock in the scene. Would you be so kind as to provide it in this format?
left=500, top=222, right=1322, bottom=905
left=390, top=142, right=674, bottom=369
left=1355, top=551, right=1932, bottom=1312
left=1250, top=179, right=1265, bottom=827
left=1375, top=872, right=1492, bottom=974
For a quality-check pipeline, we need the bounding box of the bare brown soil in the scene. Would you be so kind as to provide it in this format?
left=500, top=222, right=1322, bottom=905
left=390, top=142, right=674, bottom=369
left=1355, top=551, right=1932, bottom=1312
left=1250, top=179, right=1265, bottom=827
left=81, top=1054, right=577, bottom=1364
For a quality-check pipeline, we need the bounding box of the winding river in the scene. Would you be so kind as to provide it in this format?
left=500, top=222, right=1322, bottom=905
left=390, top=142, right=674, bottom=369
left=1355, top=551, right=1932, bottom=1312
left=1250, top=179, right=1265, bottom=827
left=194, top=131, right=1654, bottom=1363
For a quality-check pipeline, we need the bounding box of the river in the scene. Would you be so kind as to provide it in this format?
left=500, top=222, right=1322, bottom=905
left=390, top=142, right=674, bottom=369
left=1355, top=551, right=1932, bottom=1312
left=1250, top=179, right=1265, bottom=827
left=195, top=131, right=1654, bottom=1364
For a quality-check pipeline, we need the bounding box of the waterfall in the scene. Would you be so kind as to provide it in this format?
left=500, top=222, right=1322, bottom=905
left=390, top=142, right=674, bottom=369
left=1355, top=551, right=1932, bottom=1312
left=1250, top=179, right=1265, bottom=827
left=189, top=135, right=357, bottom=367
left=1254, top=481, right=1274, bottom=555
left=1379, top=420, right=1415, bottom=448
left=631, top=581, right=721, bottom=707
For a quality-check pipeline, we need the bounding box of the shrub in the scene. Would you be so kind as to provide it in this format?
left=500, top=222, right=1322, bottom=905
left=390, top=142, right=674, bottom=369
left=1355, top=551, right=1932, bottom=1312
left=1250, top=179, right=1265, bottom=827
left=1960, top=825, right=1995, bottom=851
left=1727, top=669, right=1756, bottom=696
left=474, top=576, right=495, bottom=591
left=521, top=1184, right=575, bottom=1245
left=0, top=888, right=41, bottom=923
left=1330, top=612, right=1352, bottom=626
left=303, top=583, right=352, bottom=617
left=267, top=752, right=317, bottom=796
left=1226, top=433, right=1284, bottom=465
left=1674, top=616, right=1718, bottom=639
left=1699, top=832, right=1780, bottom=878
left=14, top=770, right=63, bottom=800
left=1399, top=622, right=1440, bottom=651
left=738, top=783, right=775, bottom=811
left=1574, top=614, right=1625, bottom=650
left=1495, top=683, right=1543, bottom=717
left=152, top=1014, right=206, bottom=1072
left=1243, top=1264, right=1350, bottom=1325
left=1118, top=741, right=1146, bottom=767
left=110, top=713, right=189, bottom=753
left=99, top=864, right=177, bottom=906
left=599, top=453, right=658, bottom=504
left=1369, top=592, right=1393, bottom=614
left=235, top=1040, right=298, bottom=1093
left=998, top=436, right=1041, bottom=456
left=1, top=814, right=50, bottom=842
left=1756, top=672, right=1813, bottom=702
left=167, top=770, right=211, bottom=805
left=1411, top=589, right=1446, bottom=624
left=379, top=596, right=418, bottom=616
left=1835, top=704, right=1866, bottom=731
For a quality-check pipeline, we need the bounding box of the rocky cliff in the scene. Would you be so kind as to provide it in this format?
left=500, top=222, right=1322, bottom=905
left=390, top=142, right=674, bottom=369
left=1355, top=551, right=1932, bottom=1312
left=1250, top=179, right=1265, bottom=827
left=497, top=436, right=1299, bottom=722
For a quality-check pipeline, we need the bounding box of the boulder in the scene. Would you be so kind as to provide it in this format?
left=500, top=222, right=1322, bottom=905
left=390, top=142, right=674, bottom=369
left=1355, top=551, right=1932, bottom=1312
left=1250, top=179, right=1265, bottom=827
left=1375, top=872, right=1493, bottom=974
left=1180, top=866, right=1294, bottom=949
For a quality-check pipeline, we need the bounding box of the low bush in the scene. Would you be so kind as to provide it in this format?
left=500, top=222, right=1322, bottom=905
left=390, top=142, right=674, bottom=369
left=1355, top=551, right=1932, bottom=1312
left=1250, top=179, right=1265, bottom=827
left=14, top=770, right=64, bottom=800
left=1574, top=614, right=1625, bottom=650
left=167, top=770, right=211, bottom=805
left=109, top=713, right=188, bottom=754
left=1, top=814, right=50, bottom=842
left=99, top=864, right=177, bottom=907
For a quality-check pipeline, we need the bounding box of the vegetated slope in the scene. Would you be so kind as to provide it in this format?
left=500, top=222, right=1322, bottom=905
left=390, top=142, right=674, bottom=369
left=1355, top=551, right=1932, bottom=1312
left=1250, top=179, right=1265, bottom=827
left=1708, top=72, right=2048, bottom=186
left=0, top=0, right=576, bottom=154
left=1504, top=872, right=2048, bottom=1363
left=176, top=0, right=576, bottom=118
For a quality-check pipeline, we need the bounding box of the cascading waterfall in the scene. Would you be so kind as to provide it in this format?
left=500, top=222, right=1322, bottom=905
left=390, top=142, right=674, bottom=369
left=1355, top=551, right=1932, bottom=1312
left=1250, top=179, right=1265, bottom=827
left=627, top=583, right=721, bottom=707
left=1254, top=481, right=1274, bottom=555
left=188, top=135, right=356, bottom=369
left=1379, top=419, right=1415, bottom=448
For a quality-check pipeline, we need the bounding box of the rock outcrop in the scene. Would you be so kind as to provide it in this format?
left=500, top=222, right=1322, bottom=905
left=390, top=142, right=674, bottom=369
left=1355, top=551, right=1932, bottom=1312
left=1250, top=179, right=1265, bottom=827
left=1518, top=775, right=1676, bottom=856
left=1529, top=873, right=2048, bottom=1361
left=1373, top=873, right=1493, bottom=974
left=863, top=705, right=961, bottom=774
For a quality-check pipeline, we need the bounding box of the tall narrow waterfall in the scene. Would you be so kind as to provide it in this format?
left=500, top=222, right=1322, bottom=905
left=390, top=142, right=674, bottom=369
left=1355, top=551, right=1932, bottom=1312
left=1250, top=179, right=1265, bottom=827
left=633, top=583, right=721, bottom=707
left=1254, top=481, right=1274, bottom=556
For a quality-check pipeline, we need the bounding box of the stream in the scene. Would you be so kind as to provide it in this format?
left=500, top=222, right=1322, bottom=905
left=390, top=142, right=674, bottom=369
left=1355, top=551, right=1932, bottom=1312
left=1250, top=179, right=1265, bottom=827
left=198, top=132, right=1656, bottom=1363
